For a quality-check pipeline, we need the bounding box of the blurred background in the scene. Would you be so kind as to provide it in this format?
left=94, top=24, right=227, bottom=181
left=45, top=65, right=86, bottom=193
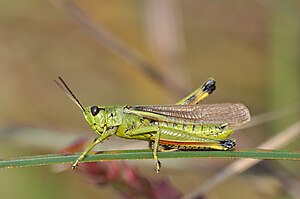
left=0, top=0, right=300, bottom=198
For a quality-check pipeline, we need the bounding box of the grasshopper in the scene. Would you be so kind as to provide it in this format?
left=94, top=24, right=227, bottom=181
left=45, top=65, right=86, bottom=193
left=55, top=77, right=250, bottom=172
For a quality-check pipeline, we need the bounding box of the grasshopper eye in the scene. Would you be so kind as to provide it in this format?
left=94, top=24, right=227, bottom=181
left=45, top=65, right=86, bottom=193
left=91, top=106, right=100, bottom=116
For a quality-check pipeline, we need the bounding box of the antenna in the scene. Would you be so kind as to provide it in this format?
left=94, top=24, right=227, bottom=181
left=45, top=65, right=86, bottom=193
left=54, top=76, right=85, bottom=112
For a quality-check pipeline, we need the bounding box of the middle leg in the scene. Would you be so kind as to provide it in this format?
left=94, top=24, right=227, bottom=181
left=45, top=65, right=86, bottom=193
left=128, top=126, right=162, bottom=172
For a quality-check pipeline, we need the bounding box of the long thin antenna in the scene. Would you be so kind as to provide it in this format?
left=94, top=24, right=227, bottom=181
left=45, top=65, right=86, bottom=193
left=54, top=76, right=85, bottom=112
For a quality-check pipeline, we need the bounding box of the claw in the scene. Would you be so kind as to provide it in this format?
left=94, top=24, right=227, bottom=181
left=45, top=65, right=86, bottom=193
left=72, top=163, right=78, bottom=170
left=72, top=154, right=87, bottom=170
left=155, top=160, right=161, bottom=173
left=220, top=139, right=236, bottom=149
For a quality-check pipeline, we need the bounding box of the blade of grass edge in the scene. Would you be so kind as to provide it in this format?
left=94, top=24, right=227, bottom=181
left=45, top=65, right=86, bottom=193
left=0, top=147, right=300, bottom=169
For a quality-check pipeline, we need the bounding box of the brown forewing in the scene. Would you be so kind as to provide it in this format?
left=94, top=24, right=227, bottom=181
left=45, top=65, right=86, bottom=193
left=128, top=103, right=250, bottom=127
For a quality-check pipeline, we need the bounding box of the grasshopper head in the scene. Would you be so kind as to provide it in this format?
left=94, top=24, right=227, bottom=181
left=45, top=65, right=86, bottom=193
left=55, top=77, right=106, bottom=134
left=84, top=106, right=106, bottom=134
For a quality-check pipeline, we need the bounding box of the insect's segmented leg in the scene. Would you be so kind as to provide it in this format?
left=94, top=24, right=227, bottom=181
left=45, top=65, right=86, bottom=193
left=153, top=127, right=161, bottom=173
left=72, top=129, right=111, bottom=169
left=128, top=126, right=159, bottom=136
left=176, top=78, right=216, bottom=105
left=160, top=148, right=178, bottom=152
left=128, top=126, right=162, bottom=173
left=149, top=141, right=178, bottom=152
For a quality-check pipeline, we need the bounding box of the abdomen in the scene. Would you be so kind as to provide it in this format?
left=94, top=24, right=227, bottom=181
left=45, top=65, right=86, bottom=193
left=151, top=121, right=235, bottom=150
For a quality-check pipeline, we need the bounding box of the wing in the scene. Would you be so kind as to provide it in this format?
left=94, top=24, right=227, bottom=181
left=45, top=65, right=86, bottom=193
left=124, top=103, right=250, bottom=127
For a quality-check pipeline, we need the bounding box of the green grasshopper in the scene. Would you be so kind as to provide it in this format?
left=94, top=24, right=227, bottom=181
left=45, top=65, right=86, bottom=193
left=55, top=77, right=250, bottom=172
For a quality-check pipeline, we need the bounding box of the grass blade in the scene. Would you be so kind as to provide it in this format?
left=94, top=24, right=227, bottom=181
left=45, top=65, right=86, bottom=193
left=1, top=149, right=300, bottom=169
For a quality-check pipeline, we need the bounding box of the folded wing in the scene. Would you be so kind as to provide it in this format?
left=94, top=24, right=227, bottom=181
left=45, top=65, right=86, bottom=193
left=125, top=103, right=250, bottom=127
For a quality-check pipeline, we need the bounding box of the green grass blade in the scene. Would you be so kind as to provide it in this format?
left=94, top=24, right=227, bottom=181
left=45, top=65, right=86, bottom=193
left=1, top=149, right=300, bottom=169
